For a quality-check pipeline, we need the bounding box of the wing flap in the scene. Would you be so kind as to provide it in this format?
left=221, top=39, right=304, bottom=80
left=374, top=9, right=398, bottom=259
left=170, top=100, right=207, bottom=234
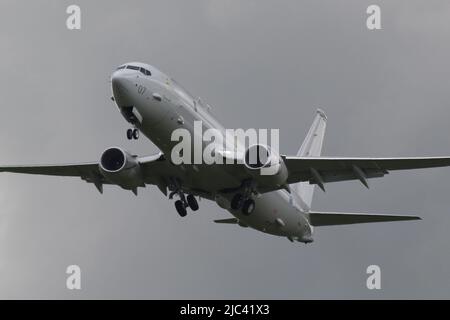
left=308, top=211, right=421, bottom=226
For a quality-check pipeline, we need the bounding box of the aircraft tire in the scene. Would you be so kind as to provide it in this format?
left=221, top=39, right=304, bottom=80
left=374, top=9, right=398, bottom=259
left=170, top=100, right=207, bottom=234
left=126, top=128, right=133, bottom=140
left=175, top=200, right=187, bottom=217
left=231, top=193, right=244, bottom=210
left=132, top=129, right=139, bottom=139
left=242, top=199, right=255, bottom=216
left=187, top=194, right=199, bottom=211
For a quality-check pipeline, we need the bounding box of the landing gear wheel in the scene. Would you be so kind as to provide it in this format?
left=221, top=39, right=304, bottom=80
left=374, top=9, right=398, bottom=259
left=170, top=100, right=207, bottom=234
left=242, top=199, right=255, bottom=216
left=186, top=194, right=199, bottom=211
left=132, top=129, right=139, bottom=139
left=231, top=193, right=244, bottom=210
left=126, top=128, right=133, bottom=140
left=127, top=128, right=139, bottom=140
left=175, top=200, right=187, bottom=217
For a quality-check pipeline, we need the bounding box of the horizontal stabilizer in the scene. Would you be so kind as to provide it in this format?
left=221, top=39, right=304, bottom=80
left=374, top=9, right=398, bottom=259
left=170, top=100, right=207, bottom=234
left=308, top=211, right=421, bottom=226
left=214, top=218, right=238, bottom=224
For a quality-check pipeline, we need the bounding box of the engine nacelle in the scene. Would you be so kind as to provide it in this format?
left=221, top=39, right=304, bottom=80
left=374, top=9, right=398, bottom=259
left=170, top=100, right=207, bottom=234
left=243, top=144, right=288, bottom=188
left=99, top=147, right=145, bottom=190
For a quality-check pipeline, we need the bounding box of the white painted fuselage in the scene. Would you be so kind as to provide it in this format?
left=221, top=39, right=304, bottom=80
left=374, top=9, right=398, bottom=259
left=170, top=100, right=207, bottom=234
left=111, top=62, right=313, bottom=242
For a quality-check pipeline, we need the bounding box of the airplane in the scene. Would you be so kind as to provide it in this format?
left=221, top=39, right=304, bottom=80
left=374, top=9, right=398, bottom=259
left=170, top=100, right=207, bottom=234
left=2, top=61, right=450, bottom=244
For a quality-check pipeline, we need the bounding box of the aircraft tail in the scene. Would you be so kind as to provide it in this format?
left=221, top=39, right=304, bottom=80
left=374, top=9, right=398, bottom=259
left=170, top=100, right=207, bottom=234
left=291, top=109, right=327, bottom=210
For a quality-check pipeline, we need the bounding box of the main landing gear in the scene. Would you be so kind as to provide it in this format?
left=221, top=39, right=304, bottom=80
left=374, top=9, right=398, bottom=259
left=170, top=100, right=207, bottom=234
left=231, top=194, right=256, bottom=216
left=126, top=128, right=139, bottom=140
left=169, top=179, right=199, bottom=217
left=230, top=181, right=257, bottom=216
left=172, top=194, right=199, bottom=217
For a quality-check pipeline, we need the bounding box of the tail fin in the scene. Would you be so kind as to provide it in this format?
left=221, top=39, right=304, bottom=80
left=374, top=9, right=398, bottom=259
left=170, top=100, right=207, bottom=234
left=291, top=109, right=327, bottom=210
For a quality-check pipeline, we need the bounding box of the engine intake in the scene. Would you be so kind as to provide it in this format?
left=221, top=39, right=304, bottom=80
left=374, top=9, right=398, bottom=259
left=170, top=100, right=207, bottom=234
left=101, top=148, right=126, bottom=172
left=244, top=144, right=272, bottom=170
left=243, top=144, right=288, bottom=187
left=99, top=147, right=144, bottom=190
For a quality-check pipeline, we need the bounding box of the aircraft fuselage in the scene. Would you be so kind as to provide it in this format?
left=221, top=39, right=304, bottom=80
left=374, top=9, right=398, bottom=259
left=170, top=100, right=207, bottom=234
left=111, top=62, right=313, bottom=242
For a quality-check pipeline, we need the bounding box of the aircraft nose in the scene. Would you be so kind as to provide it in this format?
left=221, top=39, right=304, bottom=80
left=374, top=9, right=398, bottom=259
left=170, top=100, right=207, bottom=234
left=111, top=70, right=133, bottom=106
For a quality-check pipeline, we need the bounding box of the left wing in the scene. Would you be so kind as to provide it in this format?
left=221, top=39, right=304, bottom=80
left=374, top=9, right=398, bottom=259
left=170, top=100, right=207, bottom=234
left=284, top=156, right=450, bottom=189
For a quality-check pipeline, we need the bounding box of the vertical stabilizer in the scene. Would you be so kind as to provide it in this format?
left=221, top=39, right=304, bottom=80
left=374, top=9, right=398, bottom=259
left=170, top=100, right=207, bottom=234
left=291, top=109, right=327, bottom=211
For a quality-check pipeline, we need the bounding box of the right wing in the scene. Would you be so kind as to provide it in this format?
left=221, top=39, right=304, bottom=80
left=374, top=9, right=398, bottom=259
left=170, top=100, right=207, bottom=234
left=0, top=154, right=167, bottom=194
left=0, top=162, right=101, bottom=176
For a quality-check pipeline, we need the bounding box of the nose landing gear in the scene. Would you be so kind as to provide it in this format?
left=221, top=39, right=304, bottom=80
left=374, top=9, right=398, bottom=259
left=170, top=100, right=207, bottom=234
left=126, top=128, right=139, bottom=140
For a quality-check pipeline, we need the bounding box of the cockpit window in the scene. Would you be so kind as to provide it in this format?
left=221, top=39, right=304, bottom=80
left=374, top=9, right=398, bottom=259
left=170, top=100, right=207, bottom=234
left=126, top=65, right=140, bottom=71
left=116, top=66, right=126, bottom=70
left=140, top=67, right=151, bottom=76
left=125, top=65, right=151, bottom=76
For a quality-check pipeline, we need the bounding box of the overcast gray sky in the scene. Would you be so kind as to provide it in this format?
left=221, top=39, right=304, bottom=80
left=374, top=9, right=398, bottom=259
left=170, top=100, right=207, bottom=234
left=0, top=0, right=450, bottom=299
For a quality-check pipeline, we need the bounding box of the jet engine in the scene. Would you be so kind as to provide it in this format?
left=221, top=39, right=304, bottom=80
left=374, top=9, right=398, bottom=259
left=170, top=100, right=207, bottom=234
left=99, top=147, right=145, bottom=190
left=243, top=144, right=288, bottom=188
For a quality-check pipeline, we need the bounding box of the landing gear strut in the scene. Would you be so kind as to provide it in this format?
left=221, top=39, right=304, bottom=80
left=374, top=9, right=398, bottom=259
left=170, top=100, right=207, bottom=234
left=127, top=128, right=139, bottom=140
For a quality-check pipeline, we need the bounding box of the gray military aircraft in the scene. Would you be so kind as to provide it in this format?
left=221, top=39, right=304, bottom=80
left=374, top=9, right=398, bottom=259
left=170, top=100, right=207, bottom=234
left=2, top=62, right=450, bottom=243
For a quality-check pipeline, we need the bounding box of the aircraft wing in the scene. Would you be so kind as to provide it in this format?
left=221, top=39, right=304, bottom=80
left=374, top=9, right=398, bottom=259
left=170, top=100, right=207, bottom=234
left=0, top=155, right=165, bottom=194
left=0, top=162, right=100, bottom=176
left=283, top=156, right=450, bottom=189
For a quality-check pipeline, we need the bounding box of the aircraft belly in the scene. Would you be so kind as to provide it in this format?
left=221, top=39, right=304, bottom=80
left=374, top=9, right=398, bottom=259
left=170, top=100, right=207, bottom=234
left=138, top=122, right=241, bottom=194
left=228, top=191, right=309, bottom=238
left=133, top=88, right=310, bottom=240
